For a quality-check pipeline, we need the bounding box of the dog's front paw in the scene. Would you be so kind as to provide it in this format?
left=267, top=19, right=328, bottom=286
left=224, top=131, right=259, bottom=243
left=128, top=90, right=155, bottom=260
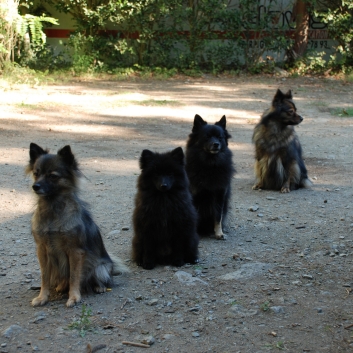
left=215, top=233, right=226, bottom=240
left=142, top=262, right=155, bottom=270
left=186, top=257, right=199, bottom=264
left=171, top=258, right=185, bottom=267
left=66, top=293, right=81, bottom=307
left=280, top=186, right=290, bottom=193
left=32, top=295, right=48, bottom=307
left=94, top=286, right=107, bottom=294
left=252, top=183, right=262, bottom=190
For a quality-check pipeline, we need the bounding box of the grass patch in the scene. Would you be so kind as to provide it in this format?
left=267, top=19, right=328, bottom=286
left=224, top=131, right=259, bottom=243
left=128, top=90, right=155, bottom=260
left=137, top=99, right=181, bottom=106
left=67, top=304, right=93, bottom=337
left=14, top=101, right=61, bottom=111
left=1, top=64, right=55, bottom=86
left=109, top=99, right=181, bottom=108
left=331, top=107, right=353, bottom=117
left=346, top=72, right=353, bottom=83
left=260, top=301, right=270, bottom=312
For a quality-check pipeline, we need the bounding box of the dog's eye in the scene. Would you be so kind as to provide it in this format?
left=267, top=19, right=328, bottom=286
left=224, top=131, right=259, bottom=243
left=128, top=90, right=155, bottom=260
left=49, top=174, right=59, bottom=181
left=287, top=109, right=294, bottom=114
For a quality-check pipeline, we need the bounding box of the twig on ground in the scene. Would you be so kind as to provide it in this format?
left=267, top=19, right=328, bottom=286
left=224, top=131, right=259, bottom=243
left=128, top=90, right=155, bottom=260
left=121, top=299, right=128, bottom=309
left=122, top=341, right=150, bottom=348
left=86, top=344, right=107, bottom=353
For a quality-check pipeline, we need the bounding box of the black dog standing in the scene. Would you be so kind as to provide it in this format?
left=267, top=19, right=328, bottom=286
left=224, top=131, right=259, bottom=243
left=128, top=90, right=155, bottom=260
left=185, top=115, right=235, bottom=240
left=132, top=147, right=199, bottom=269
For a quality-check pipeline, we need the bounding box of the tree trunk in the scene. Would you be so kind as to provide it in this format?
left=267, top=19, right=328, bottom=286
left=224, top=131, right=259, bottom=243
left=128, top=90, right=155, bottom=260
left=287, top=0, right=310, bottom=61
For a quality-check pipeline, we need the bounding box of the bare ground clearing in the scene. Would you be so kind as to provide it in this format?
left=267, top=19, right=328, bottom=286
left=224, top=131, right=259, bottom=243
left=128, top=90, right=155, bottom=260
left=0, top=75, right=353, bottom=353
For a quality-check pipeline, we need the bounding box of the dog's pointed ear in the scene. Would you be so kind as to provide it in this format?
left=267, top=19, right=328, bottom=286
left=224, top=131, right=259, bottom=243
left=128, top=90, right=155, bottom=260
left=216, top=115, right=227, bottom=130
left=273, top=89, right=285, bottom=105
left=27, top=143, right=48, bottom=173
left=192, top=114, right=207, bottom=132
left=58, top=145, right=76, bottom=166
left=29, top=143, right=47, bottom=164
left=170, top=147, right=184, bottom=165
left=284, top=90, right=293, bottom=99
left=140, top=149, right=155, bottom=170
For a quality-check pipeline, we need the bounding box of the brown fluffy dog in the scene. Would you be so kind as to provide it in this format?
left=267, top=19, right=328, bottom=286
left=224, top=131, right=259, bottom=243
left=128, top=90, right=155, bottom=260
left=252, top=89, right=311, bottom=193
left=26, top=143, right=127, bottom=307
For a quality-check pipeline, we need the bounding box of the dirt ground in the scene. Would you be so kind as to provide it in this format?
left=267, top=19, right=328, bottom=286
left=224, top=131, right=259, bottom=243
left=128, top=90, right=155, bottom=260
left=0, top=74, right=353, bottom=353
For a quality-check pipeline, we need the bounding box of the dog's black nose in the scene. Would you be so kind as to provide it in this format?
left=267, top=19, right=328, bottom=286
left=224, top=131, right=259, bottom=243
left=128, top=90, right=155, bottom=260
left=32, top=184, right=41, bottom=191
left=300, top=116, right=303, bottom=122
left=213, top=142, right=220, bottom=148
left=160, top=183, right=168, bottom=190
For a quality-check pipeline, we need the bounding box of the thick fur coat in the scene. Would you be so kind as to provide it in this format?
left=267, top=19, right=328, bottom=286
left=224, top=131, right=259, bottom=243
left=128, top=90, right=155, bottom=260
left=26, top=143, right=126, bottom=307
left=132, top=147, right=199, bottom=270
left=252, top=89, right=311, bottom=192
left=185, top=115, right=235, bottom=240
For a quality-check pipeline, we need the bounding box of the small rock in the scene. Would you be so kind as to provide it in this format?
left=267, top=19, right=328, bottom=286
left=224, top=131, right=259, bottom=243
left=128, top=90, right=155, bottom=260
left=270, top=306, right=285, bottom=314
left=317, top=308, right=323, bottom=313
left=257, top=213, right=264, bottom=217
left=163, top=334, right=174, bottom=340
left=1, top=325, right=24, bottom=338
left=226, top=304, right=258, bottom=318
left=32, top=312, right=46, bottom=323
left=266, top=197, right=276, bottom=200
left=30, top=283, right=41, bottom=290
left=121, top=226, right=129, bottom=231
left=274, top=67, right=289, bottom=77
left=192, top=332, right=200, bottom=338
left=146, top=299, right=158, bottom=306
left=302, top=274, right=313, bottom=280
left=219, top=263, right=272, bottom=281
left=175, top=271, right=208, bottom=286
left=141, top=336, right=155, bottom=346
left=249, top=206, right=259, bottom=212
left=107, top=230, right=120, bottom=236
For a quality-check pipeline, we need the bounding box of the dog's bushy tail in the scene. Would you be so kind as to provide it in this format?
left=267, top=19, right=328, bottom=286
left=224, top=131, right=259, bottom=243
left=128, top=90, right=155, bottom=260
left=301, top=178, right=313, bottom=189
left=111, top=256, right=130, bottom=275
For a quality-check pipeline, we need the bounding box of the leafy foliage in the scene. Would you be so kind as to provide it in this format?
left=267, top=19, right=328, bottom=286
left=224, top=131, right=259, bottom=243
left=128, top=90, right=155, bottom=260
left=0, top=0, right=59, bottom=71
left=314, top=0, right=353, bottom=71
left=52, top=0, right=294, bottom=73
left=16, top=14, right=58, bottom=46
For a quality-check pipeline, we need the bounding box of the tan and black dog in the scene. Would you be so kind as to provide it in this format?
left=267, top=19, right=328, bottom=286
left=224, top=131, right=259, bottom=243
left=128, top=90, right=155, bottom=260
left=26, top=143, right=127, bottom=307
left=252, top=89, right=311, bottom=193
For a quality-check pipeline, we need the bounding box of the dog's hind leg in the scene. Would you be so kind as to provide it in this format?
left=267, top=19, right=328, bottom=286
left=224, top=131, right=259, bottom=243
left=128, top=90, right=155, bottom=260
left=32, top=243, right=50, bottom=307
left=66, top=249, right=84, bottom=307
left=284, top=161, right=301, bottom=192
left=252, top=159, right=265, bottom=190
